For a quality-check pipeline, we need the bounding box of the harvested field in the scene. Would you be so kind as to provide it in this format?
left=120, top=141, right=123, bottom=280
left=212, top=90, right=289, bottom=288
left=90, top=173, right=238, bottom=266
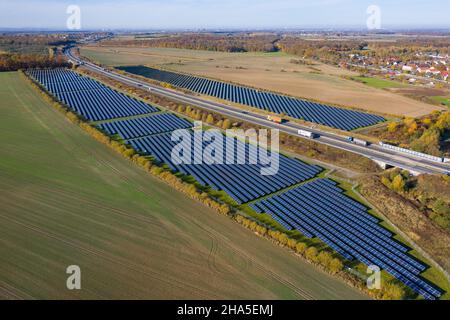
left=81, top=46, right=443, bottom=117
left=0, top=71, right=367, bottom=300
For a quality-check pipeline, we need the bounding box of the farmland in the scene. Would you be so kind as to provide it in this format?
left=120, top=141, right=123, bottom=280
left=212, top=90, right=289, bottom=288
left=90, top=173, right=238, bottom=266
left=117, top=65, right=385, bottom=131
left=351, top=76, right=409, bottom=89
left=25, top=68, right=447, bottom=299
left=431, top=96, right=450, bottom=109
left=0, top=71, right=370, bottom=299
left=81, top=46, right=442, bottom=117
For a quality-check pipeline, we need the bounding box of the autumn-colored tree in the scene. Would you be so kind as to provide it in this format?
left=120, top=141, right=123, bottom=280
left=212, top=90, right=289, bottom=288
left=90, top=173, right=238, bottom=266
left=387, top=122, right=398, bottom=133
left=410, top=128, right=441, bottom=155
left=381, top=176, right=391, bottom=188
left=256, top=225, right=267, bottom=235
left=295, top=242, right=307, bottom=254
left=407, top=121, right=418, bottom=135
left=381, top=282, right=405, bottom=300
left=329, top=258, right=343, bottom=274
left=100, top=34, right=279, bottom=53
left=278, top=233, right=289, bottom=246
left=391, top=174, right=406, bottom=192
left=435, top=110, right=450, bottom=131
left=305, top=247, right=318, bottom=262
left=287, top=239, right=297, bottom=250
left=422, top=118, right=432, bottom=127
left=177, top=105, right=185, bottom=113
left=222, top=119, right=231, bottom=130
left=317, top=251, right=333, bottom=267
left=206, top=114, right=214, bottom=124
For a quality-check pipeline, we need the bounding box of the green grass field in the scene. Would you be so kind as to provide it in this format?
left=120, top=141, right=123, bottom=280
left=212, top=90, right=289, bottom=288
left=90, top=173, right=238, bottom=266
left=431, top=96, right=450, bottom=109
left=352, top=76, right=407, bottom=89
left=0, top=71, right=368, bottom=300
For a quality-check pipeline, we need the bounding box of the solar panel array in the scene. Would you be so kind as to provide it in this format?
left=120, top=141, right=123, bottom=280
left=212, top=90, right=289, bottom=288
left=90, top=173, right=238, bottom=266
left=100, top=113, right=193, bottom=140
left=118, top=66, right=385, bottom=131
left=26, top=68, right=440, bottom=300
left=129, top=131, right=323, bottom=204
left=250, top=178, right=442, bottom=300
left=26, top=69, right=159, bottom=121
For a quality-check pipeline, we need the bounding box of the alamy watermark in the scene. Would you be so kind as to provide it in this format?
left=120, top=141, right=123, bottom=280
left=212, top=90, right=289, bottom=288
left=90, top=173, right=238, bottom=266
left=347, top=264, right=382, bottom=290
left=366, top=265, right=381, bottom=290
left=366, top=5, right=381, bottom=30
left=66, top=265, right=81, bottom=290
left=171, top=122, right=280, bottom=176
left=66, top=5, right=81, bottom=30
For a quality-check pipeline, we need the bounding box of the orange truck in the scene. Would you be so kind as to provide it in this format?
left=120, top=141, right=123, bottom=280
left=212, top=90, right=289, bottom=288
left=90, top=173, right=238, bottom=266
left=267, top=115, right=283, bottom=124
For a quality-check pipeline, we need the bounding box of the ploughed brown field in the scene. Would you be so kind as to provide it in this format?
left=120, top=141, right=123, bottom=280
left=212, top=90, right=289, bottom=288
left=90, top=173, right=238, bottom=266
left=82, top=45, right=443, bottom=117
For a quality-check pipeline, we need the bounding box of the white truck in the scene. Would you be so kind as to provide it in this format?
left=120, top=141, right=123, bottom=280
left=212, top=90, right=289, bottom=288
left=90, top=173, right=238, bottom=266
left=347, top=137, right=369, bottom=147
left=298, top=129, right=318, bottom=139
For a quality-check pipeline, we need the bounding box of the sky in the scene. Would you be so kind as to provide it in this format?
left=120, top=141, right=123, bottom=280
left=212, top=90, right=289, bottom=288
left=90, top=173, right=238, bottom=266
left=0, top=0, right=449, bottom=30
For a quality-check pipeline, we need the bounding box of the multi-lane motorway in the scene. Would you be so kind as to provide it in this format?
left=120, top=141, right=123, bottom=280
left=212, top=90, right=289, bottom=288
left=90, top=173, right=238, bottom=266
left=65, top=47, right=449, bottom=175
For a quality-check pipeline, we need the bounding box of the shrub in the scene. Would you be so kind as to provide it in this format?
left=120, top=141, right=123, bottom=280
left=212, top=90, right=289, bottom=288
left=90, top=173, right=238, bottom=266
left=391, top=174, right=406, bottom=192
left=317, top=251, right=333, bottom=267
left=206, top=114, right=214, bottom=124
left=287, top=238, right=297, bottom=250
left=381, top=176, right=391, bottom=188
left=278, top=233, right=289, bottom=246
left=329, top=258, right=343, bottom=274
left=305, top=247, right=318, bottom=262
left=122, top=148, right=136, bottom=158
left=432, top=198, right=449, bottom=215
left=381, top=282, right=405, bottom=300
left=295, top=242, right=307, bottom=254
left=222, top=119, right=231, bottom=129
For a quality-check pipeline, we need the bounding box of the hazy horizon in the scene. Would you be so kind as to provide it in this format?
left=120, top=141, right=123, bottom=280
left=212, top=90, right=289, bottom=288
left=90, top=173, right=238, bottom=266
left=0, top=0, right=449, bottom=30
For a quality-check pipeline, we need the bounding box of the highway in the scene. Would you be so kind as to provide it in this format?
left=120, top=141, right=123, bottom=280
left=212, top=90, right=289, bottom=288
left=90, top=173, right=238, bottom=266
left=65, top=47, right=449, bottom=175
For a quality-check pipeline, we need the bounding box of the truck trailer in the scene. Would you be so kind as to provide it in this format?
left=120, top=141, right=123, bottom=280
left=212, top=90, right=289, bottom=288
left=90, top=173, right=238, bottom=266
left=347, top=137, right=369, bottom=147
left=298, top=129, right=318, bottom=139
left=267, top=115, right=283, bottom=124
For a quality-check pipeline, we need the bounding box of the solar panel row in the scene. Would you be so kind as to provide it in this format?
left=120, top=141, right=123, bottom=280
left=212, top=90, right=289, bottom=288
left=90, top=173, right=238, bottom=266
left=118, top=65, right=385, bottom=131
left=129, top=131, right=323, bottom=204
left=100, top=113, right=193, bottom=140
left=26, top=69, right=159, bottom=121
left=27, top=68, right=83, bottom=84
left=250, top=178, right=441, bottom=300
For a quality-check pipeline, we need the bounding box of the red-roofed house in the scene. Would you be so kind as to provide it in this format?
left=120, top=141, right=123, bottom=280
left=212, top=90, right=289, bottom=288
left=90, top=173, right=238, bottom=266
left=442, top=71, right=449, bottom=81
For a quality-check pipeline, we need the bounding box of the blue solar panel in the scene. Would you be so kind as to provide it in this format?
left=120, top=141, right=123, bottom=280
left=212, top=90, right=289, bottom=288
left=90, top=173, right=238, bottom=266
left=251, top=179, right=441, bottom=300
left=27, top=69, right=159, bottom=121
left=129, top=131, right=323, bottom=204
left=100, top=113, right=193, bottom=139
left=118, top=65, right=386, bottom=131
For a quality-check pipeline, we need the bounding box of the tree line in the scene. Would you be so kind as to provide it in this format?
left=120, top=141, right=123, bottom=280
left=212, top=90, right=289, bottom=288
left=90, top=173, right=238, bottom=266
left=370, top=110, right=450, bottom=157
left=0, top=53, right=70, bottom=71
left=278, top=36, right=450, bottom=65
left=101, top=33, right=280, bottom=53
